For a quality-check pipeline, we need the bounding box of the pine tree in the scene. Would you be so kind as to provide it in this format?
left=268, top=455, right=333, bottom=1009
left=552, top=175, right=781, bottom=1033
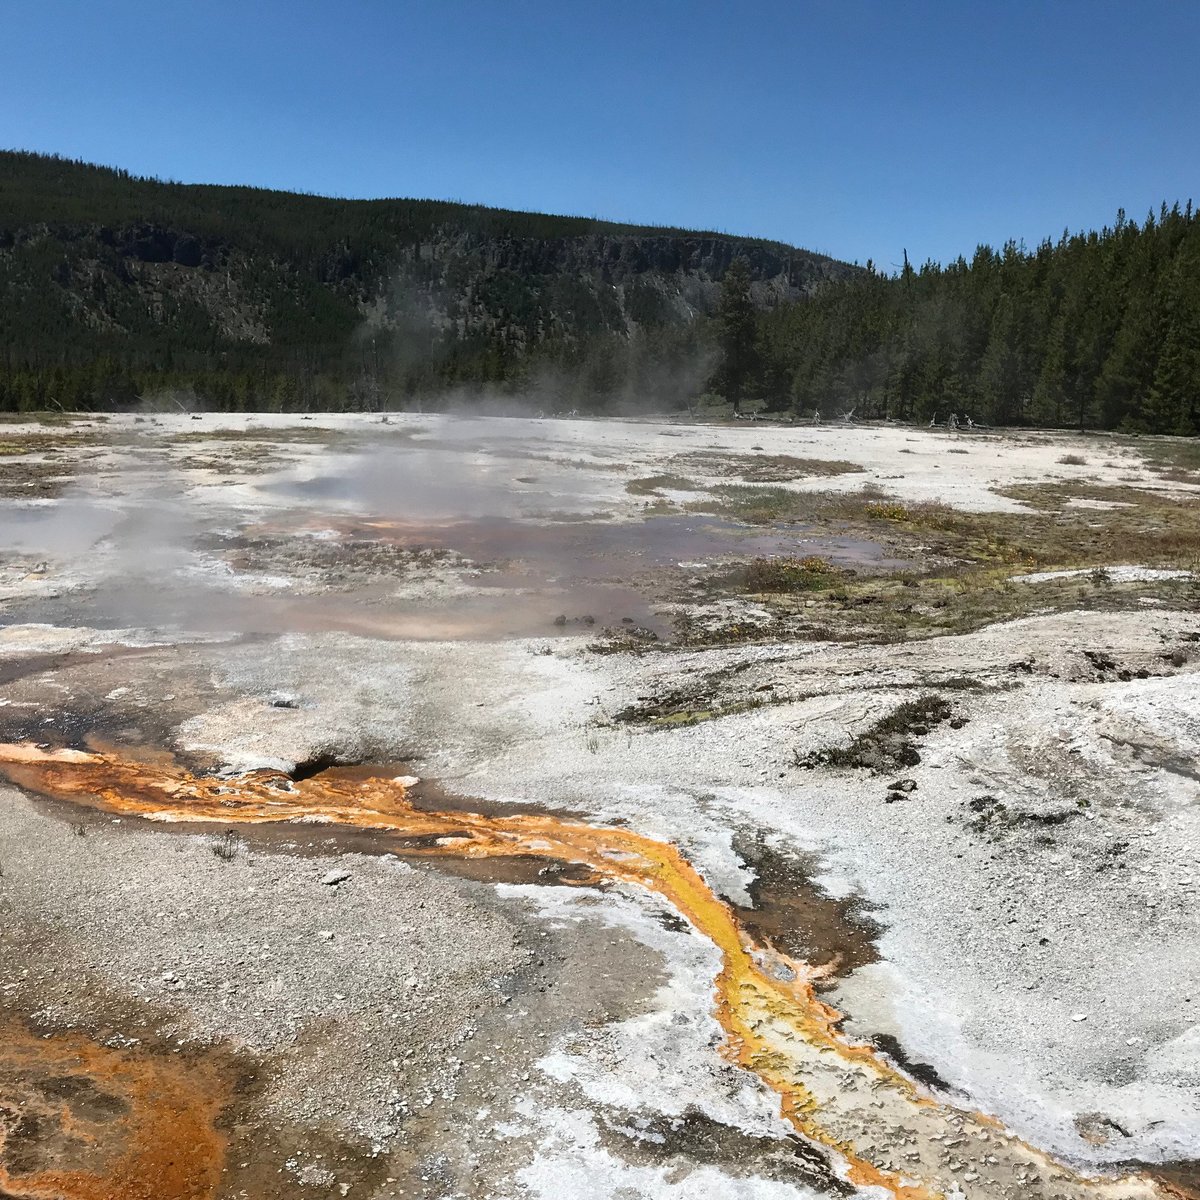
left=1146, top=243, right=1200, bottom=433
left=1030, top=317, right=1070, bottom=426
left=711, top=258, right=759, bottom=413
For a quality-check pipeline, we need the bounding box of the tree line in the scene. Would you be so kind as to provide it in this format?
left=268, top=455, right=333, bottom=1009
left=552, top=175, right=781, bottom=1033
left=3, top=152, right=1197, bottom=431
left=0, top=151, right=826, bottom=416
left=722, top=202, right=1200, bottom=433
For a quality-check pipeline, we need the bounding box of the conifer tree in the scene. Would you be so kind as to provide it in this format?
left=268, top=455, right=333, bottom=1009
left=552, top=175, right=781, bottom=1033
left=711, top=258, right=759, bottom=413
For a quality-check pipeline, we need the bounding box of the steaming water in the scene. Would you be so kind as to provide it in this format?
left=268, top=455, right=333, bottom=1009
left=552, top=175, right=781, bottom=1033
left=0, top=436, right=902, bottom=641
left=0, top=499, right=124, bottom=557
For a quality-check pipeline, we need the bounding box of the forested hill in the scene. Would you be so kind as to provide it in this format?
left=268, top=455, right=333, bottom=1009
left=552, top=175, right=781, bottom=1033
left=754, top=203, right=1200, bottom=434
left=0, top=151, right=852, bottom=412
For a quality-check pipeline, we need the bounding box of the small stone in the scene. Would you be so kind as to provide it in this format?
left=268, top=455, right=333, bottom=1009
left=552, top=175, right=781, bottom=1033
left=320, top=869, right=351, bottom=886
left=1071, top=1012, right=1088, bottom=1022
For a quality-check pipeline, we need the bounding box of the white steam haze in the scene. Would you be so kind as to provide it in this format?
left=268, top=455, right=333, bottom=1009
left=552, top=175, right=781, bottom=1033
left=265, top=419, right=612, bottom=522
left=355, top=261, right=720, bottom=421
left=0, top=417, right=673, bottom=639
left=0, top=412, right=905, bottom=641
left=0, top=499, right=126, bottom=558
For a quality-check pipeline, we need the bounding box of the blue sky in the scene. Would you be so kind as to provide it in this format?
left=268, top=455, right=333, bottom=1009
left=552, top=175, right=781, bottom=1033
left=4, top=1, right=1197, bottom=269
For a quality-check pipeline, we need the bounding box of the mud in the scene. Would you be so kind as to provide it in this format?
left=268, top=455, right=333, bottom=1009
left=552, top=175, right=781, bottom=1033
left=731, top=833, right=882, bottom=979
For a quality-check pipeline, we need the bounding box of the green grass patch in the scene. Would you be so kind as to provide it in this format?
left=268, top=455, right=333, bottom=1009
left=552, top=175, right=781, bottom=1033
left=625, top=473, right=699, bottom=495
left=743, top=555, right=836, bottom=593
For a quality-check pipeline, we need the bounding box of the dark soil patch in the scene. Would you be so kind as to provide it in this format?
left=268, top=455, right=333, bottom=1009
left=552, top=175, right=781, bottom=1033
left=794, top=695, right=956, bottom=773
left=870, top=1033, right=955, bottom=1094
left=597, top=1103, right=854, bottom=1196
left=731, top=833, right=882, bottom=978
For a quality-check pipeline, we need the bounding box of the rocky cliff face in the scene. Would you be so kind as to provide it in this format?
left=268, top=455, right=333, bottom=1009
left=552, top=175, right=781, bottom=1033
left=6, top=222, right=848, bottom=341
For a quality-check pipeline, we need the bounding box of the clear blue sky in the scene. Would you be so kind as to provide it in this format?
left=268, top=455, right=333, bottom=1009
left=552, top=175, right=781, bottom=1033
left=4, top=0, right=1197, bottom=269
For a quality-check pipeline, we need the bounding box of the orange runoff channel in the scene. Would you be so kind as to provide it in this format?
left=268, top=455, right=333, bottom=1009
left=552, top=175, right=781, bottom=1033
left=0, top=742, right=1167, bottom=1200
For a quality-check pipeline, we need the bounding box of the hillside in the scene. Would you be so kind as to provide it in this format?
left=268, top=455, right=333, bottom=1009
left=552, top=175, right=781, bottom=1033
left=0, top=151, right=853, bottom=412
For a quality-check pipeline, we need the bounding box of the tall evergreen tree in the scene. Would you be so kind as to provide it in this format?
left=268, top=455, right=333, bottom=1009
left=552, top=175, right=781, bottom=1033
left=711, top=258, right=759, bottom=413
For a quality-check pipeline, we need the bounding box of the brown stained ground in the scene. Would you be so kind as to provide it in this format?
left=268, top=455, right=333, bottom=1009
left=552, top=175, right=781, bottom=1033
left=0, top=647, right=169, bottom=691
left=0, top=999, right=401, bottom=1200
left=0, top=1016, right=227, bottom=1200
left=731, top=832, right=882, bottom=980
left=1149, top=1165, right=1200, bottom=1200
left=209, top=510, right=904, bottom=640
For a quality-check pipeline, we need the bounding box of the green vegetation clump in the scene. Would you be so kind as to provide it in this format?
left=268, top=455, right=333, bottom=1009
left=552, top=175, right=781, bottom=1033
left=743, top=555, right=834, bottom=592
left=625, top=474, right=698, bottom=495
left=864, top=500, right=911, bottom=520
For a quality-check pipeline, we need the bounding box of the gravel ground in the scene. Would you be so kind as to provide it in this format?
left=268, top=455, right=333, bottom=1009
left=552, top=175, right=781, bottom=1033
left=0, top=788, right=528, bottom=1139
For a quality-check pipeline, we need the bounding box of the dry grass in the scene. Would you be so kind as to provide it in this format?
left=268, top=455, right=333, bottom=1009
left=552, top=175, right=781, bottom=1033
left=625, top=474, right=699, bottom=495
left=1155, top=466, right=1200, bottom=483
left=689, top=485, right=868, bottom=525
left=697, top=474, right=1200, bottom=573
left=689, top=476, right=1200, bottom=645
left=674, top=451, right=865, bottom=483
left=743, top=555, right=835, bottom=593
left=166, top=426, right=351, bottom=445
left=0, top=412, right=88, bottom=426
left=1120, top=436, right=1200, bottom=485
